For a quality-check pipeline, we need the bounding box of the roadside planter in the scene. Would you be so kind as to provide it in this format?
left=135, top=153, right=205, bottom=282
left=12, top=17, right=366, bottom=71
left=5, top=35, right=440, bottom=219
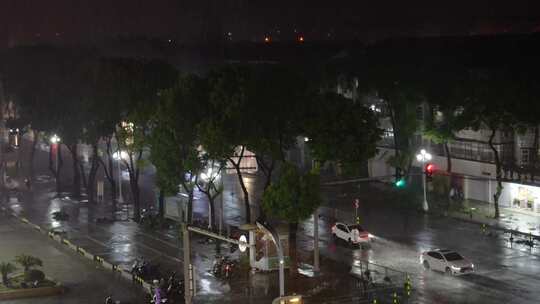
left=0, top=274, right=64, bottom=300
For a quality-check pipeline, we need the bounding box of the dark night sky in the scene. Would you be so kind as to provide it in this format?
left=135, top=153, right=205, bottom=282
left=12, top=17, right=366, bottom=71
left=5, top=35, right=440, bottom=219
left=1, top=0, right=540, bottom=46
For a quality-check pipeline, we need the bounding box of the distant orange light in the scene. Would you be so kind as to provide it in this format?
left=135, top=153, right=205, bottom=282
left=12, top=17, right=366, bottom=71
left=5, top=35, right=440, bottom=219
left=298, top=36, right=304, bottom=42
left=264, top=36, right=270, bottom=43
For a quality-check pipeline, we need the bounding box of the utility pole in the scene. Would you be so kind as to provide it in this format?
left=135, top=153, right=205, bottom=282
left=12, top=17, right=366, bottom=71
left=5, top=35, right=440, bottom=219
left=182, top=223, right=192, bottom=304
left=313, top=209, right=320, bottom=273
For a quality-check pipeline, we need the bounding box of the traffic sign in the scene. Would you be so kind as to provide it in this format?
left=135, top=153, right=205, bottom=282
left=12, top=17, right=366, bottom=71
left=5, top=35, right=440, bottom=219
left=354, top=199, right=360, bottom=209
left=239, top=235, right=248, bottom=252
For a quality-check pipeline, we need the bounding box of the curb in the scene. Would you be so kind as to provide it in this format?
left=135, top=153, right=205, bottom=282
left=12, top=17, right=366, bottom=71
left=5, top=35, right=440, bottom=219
left=0, top=206, right=153, bottom=294
left=439, top=211, right=540, bottom=241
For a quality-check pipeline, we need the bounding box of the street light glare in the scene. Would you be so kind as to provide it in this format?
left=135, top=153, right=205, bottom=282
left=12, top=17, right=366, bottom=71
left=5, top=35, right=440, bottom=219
left=113, top=151, right=129, bottom=160
left=50, top=134, right=61, bottom=144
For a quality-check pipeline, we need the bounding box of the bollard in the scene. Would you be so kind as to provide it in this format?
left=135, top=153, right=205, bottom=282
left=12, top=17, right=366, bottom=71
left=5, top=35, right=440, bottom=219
left=404, top=275, right=412, bottom=297
left=392, top=292, right=398, bottom=304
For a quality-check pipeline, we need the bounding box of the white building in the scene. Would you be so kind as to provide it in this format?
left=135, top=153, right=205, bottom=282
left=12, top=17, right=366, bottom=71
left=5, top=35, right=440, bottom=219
left=337, top=81, right=540, bottom=215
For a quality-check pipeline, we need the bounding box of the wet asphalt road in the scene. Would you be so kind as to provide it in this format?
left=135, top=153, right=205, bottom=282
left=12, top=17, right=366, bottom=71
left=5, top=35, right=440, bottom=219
left=4, top=139, right=540, bottom=303
left=305, top=184, right=540, bottom=304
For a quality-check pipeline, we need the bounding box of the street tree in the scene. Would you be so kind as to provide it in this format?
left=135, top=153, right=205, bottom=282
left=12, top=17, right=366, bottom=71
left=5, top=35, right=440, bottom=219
left=422, top=58, right=470, bottom=174
left=302, top=92, right=382, bottom=175
left=200, top=66, right=254, bottom=223
left=244, top=65, right=309, bottom=190
left=148, top=74, right=205, bottom=224
left=195, top=155, right=225, bottom=230
left=14, top=254, right=42, bottom=274
left=114, top=58, right=177, bottom=222
left=461, top=68, right=518, bottom=219
left=340, top=53, right=423, bottom=180
left=262, top=162, right=321, bottom=273
left=0, top=46, right=75, bottom=186
left=0, top=262, right=16, bottom=286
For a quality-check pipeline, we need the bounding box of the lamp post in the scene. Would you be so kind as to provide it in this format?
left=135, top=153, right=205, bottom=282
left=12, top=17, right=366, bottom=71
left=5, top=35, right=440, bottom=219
left=416, top=149, right=432, bottom=212
left=50, top=134, right=61, bottom=177
left=256, top=221, right=285, bottom=297
left=113, top=151, right=126, bottom=204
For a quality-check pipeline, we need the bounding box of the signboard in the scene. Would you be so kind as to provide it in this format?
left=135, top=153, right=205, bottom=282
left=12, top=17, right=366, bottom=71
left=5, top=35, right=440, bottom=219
left=239, top=235, right=248, bottom=252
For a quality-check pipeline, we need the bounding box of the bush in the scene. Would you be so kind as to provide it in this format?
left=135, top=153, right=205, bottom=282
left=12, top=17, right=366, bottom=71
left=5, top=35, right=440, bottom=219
left=24, top=269, right=45, bottom=283
left=14, top=254, right=43, bottom=273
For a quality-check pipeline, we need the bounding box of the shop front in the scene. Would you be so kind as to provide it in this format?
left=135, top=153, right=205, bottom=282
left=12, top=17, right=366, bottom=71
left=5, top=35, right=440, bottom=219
left=507, top=182, right=540, bottom=214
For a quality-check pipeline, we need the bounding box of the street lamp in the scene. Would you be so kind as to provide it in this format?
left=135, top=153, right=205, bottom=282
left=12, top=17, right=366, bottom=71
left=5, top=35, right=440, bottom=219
left=113, top=150, right=128, bottom=204
left=50, top=134, right=61, bottom=179
left=256, top=221, right=285, bottom=297
left=416, top=149, right=432, bottom=212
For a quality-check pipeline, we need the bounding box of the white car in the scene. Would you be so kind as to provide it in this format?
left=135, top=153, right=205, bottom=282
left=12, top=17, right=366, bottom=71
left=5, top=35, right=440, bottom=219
left=331, top=222, right=371, bottom=245
left=421, top=249, right=474, bottom=275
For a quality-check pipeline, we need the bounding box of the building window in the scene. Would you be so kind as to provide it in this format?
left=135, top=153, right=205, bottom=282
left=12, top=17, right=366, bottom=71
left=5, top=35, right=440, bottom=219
left=521, top=148, right=530, bottom=166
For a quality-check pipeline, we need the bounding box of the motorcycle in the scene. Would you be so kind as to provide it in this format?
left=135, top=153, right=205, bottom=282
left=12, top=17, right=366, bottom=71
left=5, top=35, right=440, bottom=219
left=52, top=210, right=69, bottom=221
left=166, top=273, right=184, bottom=299
left=150, top=286, right=169, bottom=304
left=222, top=259, right=237, bottom=279
left=211, top=256, right=236, bottom=279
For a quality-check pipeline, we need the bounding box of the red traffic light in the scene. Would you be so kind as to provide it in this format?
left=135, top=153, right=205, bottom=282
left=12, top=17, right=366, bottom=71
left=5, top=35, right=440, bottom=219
left=425, top=163, right=435, bottom=178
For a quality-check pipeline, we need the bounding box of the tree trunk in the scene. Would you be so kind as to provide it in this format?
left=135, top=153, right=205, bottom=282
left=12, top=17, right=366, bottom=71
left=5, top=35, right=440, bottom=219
left=187, top=188, right=194, bottom=223
left=228, top=147, right=251, bottom=223
left=49, top=144, right=63, bottom=194
left=444, top=142, right=452, bottom=173
left=87, top=144, right=100, bottom=204
left=158, top=189, right=164, bottom=218
left=208, top=192, right=218, bottom=230
left=69, top=144, right=81, bottom=198
left=127, top=150, right=143, bottom=222
left=129, top=173, right=141, bottom=222
left=532, top=126, right=539, bottom=182
left=79, top=162, right=88, bottom=190
left=29, top=131, right=39, bottom=181
left=99, top=137, right=117, bottom=216
left=488, top=128, right=501, bottom=219
left=233, top=161, right=250, bottom=223
left=288, top=222, right=298, bottom=276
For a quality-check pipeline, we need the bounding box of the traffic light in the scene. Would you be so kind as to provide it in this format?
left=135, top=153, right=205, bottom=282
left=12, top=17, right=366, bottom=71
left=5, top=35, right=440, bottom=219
left=395, top=168, right=406, bottom=188
left=425, top=163, right=435, bottom=181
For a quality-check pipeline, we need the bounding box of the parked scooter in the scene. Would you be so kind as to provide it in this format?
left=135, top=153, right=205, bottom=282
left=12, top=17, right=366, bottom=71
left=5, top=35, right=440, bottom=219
left=211, top=255, right=237, bottom=279
left=166, top=272, right=184, bottom=299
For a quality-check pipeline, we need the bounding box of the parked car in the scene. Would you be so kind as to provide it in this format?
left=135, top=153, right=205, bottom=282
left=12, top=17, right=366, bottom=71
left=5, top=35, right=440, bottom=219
left=421, top=249, right=474, bottom=275
left=331, top=222, right=371, bottom=245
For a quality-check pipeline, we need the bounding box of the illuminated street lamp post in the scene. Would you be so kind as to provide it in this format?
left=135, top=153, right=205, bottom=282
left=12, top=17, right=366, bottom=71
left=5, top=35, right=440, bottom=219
left=113, top=151, right=127, bottom=204
left=50, top=134, right=61, bottom=179
left=416, top=149, right=432, bottom=212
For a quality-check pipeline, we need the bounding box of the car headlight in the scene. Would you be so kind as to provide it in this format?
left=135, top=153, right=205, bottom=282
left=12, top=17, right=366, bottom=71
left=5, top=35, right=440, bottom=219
left=471, top=264, right=474, bottom=269
left=368, top=234, right=374, bottom=238
left=451, top=265, right=460, bottom=271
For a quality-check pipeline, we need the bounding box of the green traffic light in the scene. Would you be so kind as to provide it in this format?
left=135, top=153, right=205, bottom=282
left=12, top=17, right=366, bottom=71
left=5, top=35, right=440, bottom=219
left=395, top=178, right=406, bottom=188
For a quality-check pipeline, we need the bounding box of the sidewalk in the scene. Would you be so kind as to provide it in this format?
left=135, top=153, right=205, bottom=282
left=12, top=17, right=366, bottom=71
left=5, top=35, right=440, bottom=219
left=426, top=197, right=540, bottom=238
left=0, top=212, right=147, bottom=304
